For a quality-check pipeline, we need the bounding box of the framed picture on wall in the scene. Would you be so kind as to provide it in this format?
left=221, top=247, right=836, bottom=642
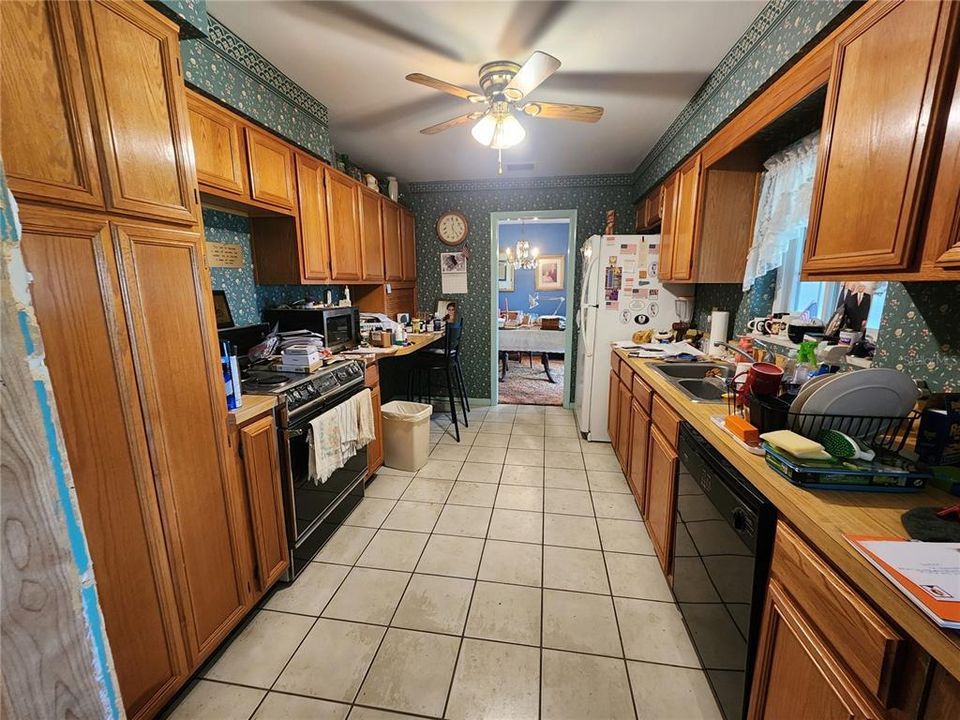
left=498, top=259, right=515, bottom=291
left=535, top=255, right=565, bottom=291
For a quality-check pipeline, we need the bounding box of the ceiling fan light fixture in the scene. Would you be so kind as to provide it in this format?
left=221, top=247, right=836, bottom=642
left=472, top=110, right=525, bottom=150
left=470, top=112, right=498, bottom=146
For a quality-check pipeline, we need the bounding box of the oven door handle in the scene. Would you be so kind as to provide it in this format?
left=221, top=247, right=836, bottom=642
left=286, top=427, right=308, bottom=438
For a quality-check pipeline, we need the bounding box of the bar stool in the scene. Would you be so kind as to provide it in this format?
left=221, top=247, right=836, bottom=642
left=408, top=319, right=469, bottom=441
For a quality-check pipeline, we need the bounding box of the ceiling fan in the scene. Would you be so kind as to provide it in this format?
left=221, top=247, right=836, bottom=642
left=407, top=51, right=603, bottom=172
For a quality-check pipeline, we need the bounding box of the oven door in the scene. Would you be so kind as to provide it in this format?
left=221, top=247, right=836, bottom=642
left=282, top=413, right=367, bottom=546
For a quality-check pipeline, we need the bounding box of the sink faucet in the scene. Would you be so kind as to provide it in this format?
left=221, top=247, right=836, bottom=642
left=714, top=341, right=776, bottom=363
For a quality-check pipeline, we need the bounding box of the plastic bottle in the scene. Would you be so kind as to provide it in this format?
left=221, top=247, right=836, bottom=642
left=221, top=341, right=237, bottom=410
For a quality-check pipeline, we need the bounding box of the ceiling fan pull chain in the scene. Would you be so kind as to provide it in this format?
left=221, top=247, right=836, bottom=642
left=498, top=147, right=503, bottom=175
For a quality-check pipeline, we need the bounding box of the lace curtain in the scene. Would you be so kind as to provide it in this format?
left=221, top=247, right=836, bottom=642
left=742, top=132, right=820, bottom=291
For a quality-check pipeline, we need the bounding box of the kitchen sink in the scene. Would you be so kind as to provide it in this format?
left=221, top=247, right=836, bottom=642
left=651, top=362, right=734, bottom=403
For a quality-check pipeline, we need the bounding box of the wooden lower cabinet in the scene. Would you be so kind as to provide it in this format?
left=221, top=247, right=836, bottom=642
left=627, top=401, right=650, bottom=511
left=749, top=579, right=880, bottom=720
left=646, top=424, right=678, bottom=575
left=238, top=413, right=288, bottom=592
left=364, top=363, right=385, bottom=476
left=607, top=369, right=620, bottom=446
left=616, top=379, right=632, bottom=472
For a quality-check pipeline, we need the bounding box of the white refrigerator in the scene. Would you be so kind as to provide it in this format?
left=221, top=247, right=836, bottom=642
left=574, top=234, right=687, bottom=442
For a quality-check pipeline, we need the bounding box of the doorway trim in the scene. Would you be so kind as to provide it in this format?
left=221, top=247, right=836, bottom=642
left=489, top=209, right=578, bottom=408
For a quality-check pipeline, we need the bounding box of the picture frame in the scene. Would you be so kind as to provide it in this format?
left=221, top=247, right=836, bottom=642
left=436, top=299, right=457, bottom=322
left=497, top=259, right=515, bottom=291
left=535, top=255, right=565, bottom=291
left=212, top=290, right=234, bottom=329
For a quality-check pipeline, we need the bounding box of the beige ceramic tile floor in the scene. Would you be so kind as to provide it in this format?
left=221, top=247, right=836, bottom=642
left=164, top=405, right=722, bottom=720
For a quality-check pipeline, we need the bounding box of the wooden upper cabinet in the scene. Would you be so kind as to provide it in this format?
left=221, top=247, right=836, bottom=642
left=295, top=153, right=332, bottom=281
left=923, top=60, right=960, bottom=272
left=358, top=186, right=385, bottom=281
left=78, top=0, right=197, bottom=225
left=245, top=127, right=296, bottom=211
left=1, top=0, right=104, bottom=210
left=804, top=0, right=958, bottom=275
left=382, top=200, right=404, bottom=281
left=187, top=92, right=247, bottom=197
left=748, top=580, right=878, bottom=720
left=114, top=222, right=246, bottom=661
left=670, top=154, right=702, bottom=282
left=239, top=414, right=288, bottom=592
left=18, top=207, right=187, bottom=719
left=646, top=424, right=678, bottom=576
left=326, top=168, right=363, bottom=281
left=400, top=208, right=418, bottom=281
left=658, top=173, right=679, bottom=281
left=643, top=186, right=663, bottom=228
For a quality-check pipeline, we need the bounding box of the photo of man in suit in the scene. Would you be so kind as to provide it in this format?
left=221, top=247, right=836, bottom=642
left=839, top=281, right=873, bottom=331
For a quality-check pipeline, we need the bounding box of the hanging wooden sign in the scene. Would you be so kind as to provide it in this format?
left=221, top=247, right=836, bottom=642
left=206, top=242, right=244, bottom=268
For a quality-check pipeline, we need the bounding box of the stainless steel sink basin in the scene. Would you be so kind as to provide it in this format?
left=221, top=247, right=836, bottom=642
left=651, top=362, right=734, bottom=403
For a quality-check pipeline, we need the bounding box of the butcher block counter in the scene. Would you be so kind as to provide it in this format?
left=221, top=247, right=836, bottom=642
left=227, top=393, right=277, bottom=426
left=611, top=346, right=960, bottom=685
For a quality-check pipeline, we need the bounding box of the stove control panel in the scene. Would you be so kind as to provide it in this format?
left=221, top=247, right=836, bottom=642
left=286, top=361, right=362, bottom=413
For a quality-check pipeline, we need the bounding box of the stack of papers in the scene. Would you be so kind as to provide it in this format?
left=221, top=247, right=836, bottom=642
left=614, top=341, right=704, bottom=359
left=845, top=535, right=960, bottom=629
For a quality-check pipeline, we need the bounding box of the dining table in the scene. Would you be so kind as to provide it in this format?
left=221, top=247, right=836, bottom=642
left=497, top=325, right=565, bottom=383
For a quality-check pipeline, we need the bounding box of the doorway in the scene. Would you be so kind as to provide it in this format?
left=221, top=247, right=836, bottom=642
left=489, top=210, right=577, bottom=407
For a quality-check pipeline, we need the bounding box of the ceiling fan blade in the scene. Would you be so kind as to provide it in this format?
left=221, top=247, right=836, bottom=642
left=504, top=51, right=561, bottom=100
left=420, top=112, right=484, bottom=135
left=497, top=1, right=571, bottom=57
left=406, top=73, right=485, bottom=102
left=520, top=101, right=604, bottom=123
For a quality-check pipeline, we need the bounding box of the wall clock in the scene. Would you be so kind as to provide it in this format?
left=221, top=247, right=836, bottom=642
left=436, top=210, right=469, bottom=246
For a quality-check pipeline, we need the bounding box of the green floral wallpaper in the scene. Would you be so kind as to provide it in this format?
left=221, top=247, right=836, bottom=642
left=407, top=175, right=636, bottom=401
left=204, top=208, right=259, bottom=325
left=180, top=16, right=334, bottom=162
left=632, top=0, right=854, bottom=196
left=150, top=0, right=208, bottom=38
left=691, top=270, right=777, bottom=339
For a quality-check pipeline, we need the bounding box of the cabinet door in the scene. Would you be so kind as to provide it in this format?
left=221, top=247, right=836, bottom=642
left=358, top=186, right=385, bottom=281
left=671, top=154, right=702, bottom=282
left=748, top=580, right=878, bottom=720
left=382, top=201, right=404, bottom=281
left=1, top=0, right=104, bottom=209
left=240, top=414, right=288, bottom=592
left=245, top=127, right=296, bottom=211
left=607, top=370, right=620, bottom=448
left=295, top=153, right=332, bottom=281
left=628, top=402, right=650, bottom=514
left=326, top=169, right=363, bottom=281
left=659, top=173, right=679, bottom=281
left=644, top=187, right=662, bottom=228
left=617, top=380, right=633, bottom=473
left=924, top=65, right=960, bottom=271
left=19, top=207, right=187, bottom=719
left=187, top=93, right=246, bottom=197
left=804, top=0, right=956, bottom=275
left=400, top=208, right=418, bottom=281
left=368, top=385, right=385, bottom=475
left=79, top=0, right=197, bottom=225
left=646, top=425, right=678, bottom=575
left=114, top=222, right=246, bottom=661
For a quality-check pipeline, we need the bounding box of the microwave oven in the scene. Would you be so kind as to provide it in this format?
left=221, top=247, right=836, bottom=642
left=262, top=306, right=361, bottom=354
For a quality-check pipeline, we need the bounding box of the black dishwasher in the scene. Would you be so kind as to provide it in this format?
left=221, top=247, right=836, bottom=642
left=672, top=423, right=776, bottom=720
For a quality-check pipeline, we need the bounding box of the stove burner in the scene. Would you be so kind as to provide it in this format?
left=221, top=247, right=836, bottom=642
left=252, top=373, right=288, bottom=386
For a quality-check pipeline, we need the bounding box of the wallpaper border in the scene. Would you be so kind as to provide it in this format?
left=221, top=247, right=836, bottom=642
left=408, top=173, right=635, bottom=194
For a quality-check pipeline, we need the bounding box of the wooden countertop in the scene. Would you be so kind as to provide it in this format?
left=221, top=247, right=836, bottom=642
left=227, top=393, right=277, bottom=426
left=613, top=347, right=960, bottom=679
left=378, top=331, right=444, bottom=358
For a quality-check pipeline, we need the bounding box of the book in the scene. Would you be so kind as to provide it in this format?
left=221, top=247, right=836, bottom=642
left=844, top=535, right=960, bottom=630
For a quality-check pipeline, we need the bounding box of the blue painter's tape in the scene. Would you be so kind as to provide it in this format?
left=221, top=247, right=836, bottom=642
left=17, top=310, right=35, bottom=355
left=32, top=379, right=91, bottom=574
left=81, top=584, right=121, bottom=720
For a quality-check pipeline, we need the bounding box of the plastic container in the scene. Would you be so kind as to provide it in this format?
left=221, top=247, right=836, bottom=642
left=380, top=400, right=433, bottom=471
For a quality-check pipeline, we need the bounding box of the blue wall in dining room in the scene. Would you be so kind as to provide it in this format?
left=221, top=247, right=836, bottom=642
left=497, top=222, right=571, bottom=316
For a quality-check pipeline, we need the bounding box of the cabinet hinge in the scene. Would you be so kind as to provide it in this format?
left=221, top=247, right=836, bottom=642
left=194, top=187, right=200, bottom=204
left=176, top=56, right=182, bottom=77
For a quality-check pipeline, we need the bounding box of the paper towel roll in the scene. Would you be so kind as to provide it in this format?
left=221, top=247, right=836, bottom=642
left=708, top=311, right=729, bottom=355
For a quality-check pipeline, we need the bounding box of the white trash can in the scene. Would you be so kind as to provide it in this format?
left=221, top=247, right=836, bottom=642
left=380, top=401, right=433, bottom=472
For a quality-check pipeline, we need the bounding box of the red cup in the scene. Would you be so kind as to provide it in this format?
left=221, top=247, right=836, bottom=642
left=734, top=362, right=784, bottom=401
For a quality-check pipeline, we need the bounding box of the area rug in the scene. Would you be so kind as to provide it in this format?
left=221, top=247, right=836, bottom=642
left=499, top=355, right=566, bottom=406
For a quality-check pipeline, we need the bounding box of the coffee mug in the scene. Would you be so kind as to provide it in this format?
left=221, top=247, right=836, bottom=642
left=838, top=329, right=861, bottom=346
left=734, top=362, right=784, bottom=401
left=747, top=317, right=771, bottom=335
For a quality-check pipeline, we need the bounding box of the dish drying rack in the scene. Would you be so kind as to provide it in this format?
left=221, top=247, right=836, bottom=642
left=724, top=381, right=920, bottom=454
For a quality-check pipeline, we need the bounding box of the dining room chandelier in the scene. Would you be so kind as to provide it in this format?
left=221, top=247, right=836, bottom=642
left=504, top=219, right=539, bottom=269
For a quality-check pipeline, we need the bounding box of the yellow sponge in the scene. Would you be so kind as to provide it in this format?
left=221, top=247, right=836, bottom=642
left=760, top=430, right=833, bottom=460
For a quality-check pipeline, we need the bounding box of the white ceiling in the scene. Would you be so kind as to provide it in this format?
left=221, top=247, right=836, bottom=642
left=207, top=1, right=765, bottom=182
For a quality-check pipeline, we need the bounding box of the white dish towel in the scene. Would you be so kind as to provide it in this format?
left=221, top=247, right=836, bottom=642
left=307, top=389, right=376, bottom=485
